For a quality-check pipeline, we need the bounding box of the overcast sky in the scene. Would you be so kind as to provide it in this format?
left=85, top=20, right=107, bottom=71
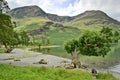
left=6, top=0, right=120, bottom=21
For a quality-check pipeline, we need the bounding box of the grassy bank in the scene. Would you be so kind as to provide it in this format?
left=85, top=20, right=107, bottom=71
left=0, top=64, right=117, bottom=80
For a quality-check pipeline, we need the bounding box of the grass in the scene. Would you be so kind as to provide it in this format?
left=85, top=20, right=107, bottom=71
left=64, top=18, right=120, bottom=32
left=0, top=48, right=6, bottom=53
left=47, top=29, right=81, bottom=45
left=13, top=17, right=50, bottom=32
left=0, top=64, right=117, bottom=80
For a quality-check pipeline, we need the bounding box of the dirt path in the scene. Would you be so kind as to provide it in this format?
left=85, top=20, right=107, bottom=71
left=0, top=48, right=71, bottom=67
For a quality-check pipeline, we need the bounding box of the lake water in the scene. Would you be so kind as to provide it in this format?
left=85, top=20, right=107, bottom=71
left=109, top=64, right=120, bottom=78
left=110, top=64, right=120, bottom=73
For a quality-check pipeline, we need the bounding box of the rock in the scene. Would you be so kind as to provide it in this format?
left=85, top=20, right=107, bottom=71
left=33, top=59, right=47, bottom=64
left=81, top=64, right=89, bottom=69
left=6, top=48, right=13, bottom=53
left=71, top=59, right=81, bottom=68
left=91, top=69, right=97, bottom=78
left=14, top=59, right=21, bottom=61
left=39, top=59, right=47, bottom=64
left=64, top=63, right=74, bottom=69
left=65, top=66, right=74, bottom=69
left=55, top=66, right=62, bottom=68
left=60, top=60, right=70, bottom=63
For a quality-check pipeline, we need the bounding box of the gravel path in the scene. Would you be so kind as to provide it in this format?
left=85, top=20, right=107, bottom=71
left=0, top=48, right=71, bottom=67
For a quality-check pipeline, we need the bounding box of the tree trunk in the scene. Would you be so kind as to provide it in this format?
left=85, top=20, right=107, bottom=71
left=3, top=43, right=12, bottom=53
left=38, top=44, right=41, bottom=51
left=71, top=49, right=81, bottom=68
left=73, top=64, right=77, bottom=68
left=4, top=43, right=8, bottom=49
left=0, top=43, right=2, bottom=48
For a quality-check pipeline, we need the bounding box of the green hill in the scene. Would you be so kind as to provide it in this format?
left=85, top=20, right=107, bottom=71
left=64, top=10, right=120, bottom=31
left=12, top=16, right=81, bottom=46
left=13, top=17, right=50, bottom=32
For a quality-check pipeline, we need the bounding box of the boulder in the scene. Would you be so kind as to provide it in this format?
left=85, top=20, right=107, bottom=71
left=39, top=59, right=47, bottom=64
left=33, top=59, right=47, bottom=64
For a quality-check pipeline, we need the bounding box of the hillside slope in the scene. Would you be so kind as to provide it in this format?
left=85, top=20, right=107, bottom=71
left=67, top=10, right=120, bottom=28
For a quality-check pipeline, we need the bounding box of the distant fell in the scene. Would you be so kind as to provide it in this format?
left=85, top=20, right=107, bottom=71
left=9, top=5, right=72, bottom=22
left=72, top=10, right=120, bottom=26
left=9, top=5, right=120, bottom=26
left=9, top=5, right=47, bottom=18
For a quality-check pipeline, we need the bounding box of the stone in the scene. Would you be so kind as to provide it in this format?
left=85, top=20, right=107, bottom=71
left=39, top=59, right=47, bottom=64
left=14, top=59, right=21, bottom=61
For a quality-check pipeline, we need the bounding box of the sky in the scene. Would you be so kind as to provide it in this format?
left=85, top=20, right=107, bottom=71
left=6, top=0, right=120, bottom=21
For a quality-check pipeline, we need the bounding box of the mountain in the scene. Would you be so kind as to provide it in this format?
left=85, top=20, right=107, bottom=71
left=71, top=10, right=120, bottom=26
left=9, top=5, right=47, bottom=18
left=11, top=6, right=120, bottom=48
left=47, top=13, right=73, bottom=22
left=9, top=5, right=120, bottom=27
left=9, top=5, right=73, bottom=22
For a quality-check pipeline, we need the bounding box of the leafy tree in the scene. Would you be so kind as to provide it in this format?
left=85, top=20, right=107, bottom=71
left=0, top=14, right=14, bottom=49
left=100, top=27, right=120, bottom=43
left=0, top=0, right=10, bottom=14
left=78, top=30, right=111, bottom=57
left=64, top=39, right=80, bottom=68
left=41, top=32, right=46, bottom=46
left=64, top=27, right=120, bottom=68
left=64, top=39, right=79, bottom=55
left=113, top=31, right=120, bottom=43
left=0, top=0, right=18, bottom=52
left=20, top=31, right=29, bottom=46
left=0, top=0, right=19, bottom=53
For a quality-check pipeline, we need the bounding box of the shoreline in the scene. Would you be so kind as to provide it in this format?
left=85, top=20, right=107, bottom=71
left=0, top=48, right=120, bottom=79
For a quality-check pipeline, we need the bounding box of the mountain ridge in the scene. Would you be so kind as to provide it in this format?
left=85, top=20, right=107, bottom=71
left=9, top=5, right=120, bottom=26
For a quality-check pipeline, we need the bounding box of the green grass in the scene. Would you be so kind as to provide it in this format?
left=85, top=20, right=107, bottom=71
left=47, top=29, right=81, bottom=45
left=13, top=17, right=50, bottom=32
left=31, top=28, right=81, bottom=46
left=64, top=18, right=120, bottom=32
left=0, top=64, right=117, bottom=80
left=0, top=48, right=6, bottom=53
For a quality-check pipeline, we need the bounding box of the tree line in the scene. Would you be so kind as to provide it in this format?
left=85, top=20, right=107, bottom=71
left=0, top=0, right=31, bottom=52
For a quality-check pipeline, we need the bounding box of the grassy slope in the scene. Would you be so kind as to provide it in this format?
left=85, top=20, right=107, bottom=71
left=0, top=64, right=117, bottom=80
left=13, top=17, right=81, bottom=57
left=64, top=18, right=120, bottom=31
left=13, top=17, right=81, bottom=45
left=13, top=17, right=50, bottom=32
left=45, top=29, right=80, bottom=57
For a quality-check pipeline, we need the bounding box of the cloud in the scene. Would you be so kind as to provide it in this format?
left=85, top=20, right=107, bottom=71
left=6, top=0, right=120, bottom=21
left=55, top=0, right=120, bottom=21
